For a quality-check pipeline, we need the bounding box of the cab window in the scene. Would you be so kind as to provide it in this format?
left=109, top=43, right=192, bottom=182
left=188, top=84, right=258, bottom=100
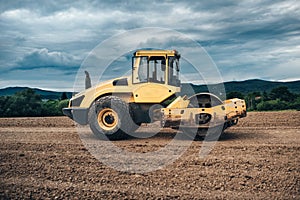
left=168, top=56, right=180, bottom=86
left=133, top=56, right=166, bottom=84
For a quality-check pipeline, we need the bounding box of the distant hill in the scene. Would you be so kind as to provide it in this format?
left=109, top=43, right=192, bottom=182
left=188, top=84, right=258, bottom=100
left=1, top=79, right=299, bottom=99
left=181, top=79, right=300, bottom=96
left=224, top=79, right=300, bottom=94
left=0, top=87, right=72, bottom=100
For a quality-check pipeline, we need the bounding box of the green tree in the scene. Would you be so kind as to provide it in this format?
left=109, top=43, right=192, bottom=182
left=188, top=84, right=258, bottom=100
left=0, top=89, right=70, bottom=117
left=289, top=96, right=300, bottom=111
left=256, top=99, right=289, bottom=111
left=60, top=92, right=68, bottom=100
left=0, top=96, right=9, bottom=116
left=41, top=99, right=69, bottom=116
left=269, top=86, right=295, bottom=102
left=227, top=91, right=244, bottom=99
left=262, top=91, right=270, bottom=101
left=245, top=91, right=261, bottom=111
left=57, top=99, right=69, bottom=114
left=5, top=89, right=42, bottom=117
left=42, top=100, right=61, bottom=116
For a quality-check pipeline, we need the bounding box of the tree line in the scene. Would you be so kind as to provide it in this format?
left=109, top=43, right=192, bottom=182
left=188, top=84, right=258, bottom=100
left=0, top=89, right=69, bottom=117
left=227, top=86, right=300, bottom=111
left=0, top=86, right=299, bottom=117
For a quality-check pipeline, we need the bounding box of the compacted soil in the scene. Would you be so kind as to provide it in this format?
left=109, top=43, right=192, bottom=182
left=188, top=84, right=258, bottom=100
left=0, top=111, right=299, bottom=199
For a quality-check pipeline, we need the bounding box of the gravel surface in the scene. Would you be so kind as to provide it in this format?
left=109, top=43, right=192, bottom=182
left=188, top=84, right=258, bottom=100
left=0, top=112, right=299, bottom=199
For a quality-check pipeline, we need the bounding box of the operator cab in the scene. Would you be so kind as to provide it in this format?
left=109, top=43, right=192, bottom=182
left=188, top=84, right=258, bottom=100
left=132, top=50, right=180, bottom=87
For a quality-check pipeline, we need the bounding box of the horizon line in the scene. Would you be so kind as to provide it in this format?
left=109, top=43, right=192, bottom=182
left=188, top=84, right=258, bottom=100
left=1, top=78, right=300, bottom=92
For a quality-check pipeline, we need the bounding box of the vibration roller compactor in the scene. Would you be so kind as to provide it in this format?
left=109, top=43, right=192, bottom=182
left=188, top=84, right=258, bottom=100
left=63, top=50, right=246, bottom=140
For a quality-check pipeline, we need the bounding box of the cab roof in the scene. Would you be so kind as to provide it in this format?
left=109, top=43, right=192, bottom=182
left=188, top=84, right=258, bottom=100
left=134, top=49, right=180, bottom=57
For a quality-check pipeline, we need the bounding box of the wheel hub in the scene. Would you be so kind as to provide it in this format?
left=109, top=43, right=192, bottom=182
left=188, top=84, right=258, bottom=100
left=97, top=108, right=118, bottom=130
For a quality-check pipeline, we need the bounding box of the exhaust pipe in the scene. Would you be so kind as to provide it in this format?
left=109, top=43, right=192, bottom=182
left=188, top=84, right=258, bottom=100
left=84, top=70, right=91, bottom=89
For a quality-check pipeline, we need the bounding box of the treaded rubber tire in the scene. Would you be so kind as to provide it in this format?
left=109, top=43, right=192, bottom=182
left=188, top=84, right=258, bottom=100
left=88, top=96, right=134, bottom=140
left=128, top=103, right=142, bottom=132
left=148, top=104, right=163, bottom=123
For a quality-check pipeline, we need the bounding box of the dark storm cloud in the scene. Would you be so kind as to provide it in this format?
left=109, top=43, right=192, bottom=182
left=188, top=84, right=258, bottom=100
left=0, top=0, right=81, bottom=14
left=0, top=48, right=80, bottom=73
left=0, top=0, right=299, bottom=90
left=17, top=48, right=80, bottom=69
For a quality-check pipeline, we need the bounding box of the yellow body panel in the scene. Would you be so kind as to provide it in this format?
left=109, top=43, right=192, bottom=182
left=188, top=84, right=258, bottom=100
left=166, top=95, right=189, bottom=109
left=78, top=79, right=132, bottom=108
left=133, top=83, right=178, bottom=103
left=73, top=77, right=179, bottom=108
left=162, top=106, right=226, bottom=128
left=162, top=98, right=246, bottom=128
left=135, top=50, right=177, bottom=57
left=223, top=98, right=246, bottom=119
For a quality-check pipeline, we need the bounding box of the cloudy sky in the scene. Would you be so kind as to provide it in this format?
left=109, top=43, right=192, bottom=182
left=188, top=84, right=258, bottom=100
left=0, top=0, right=299, bottom=91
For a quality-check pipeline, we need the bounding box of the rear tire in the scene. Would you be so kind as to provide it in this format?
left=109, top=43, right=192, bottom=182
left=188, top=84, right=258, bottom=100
left=149, top=104, right=163, bottom=122
left=88, top=96, right=135, bottom=140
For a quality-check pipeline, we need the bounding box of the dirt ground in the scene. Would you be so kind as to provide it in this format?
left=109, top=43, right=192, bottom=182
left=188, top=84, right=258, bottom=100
left=0, top=111, right=299, bottom=199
